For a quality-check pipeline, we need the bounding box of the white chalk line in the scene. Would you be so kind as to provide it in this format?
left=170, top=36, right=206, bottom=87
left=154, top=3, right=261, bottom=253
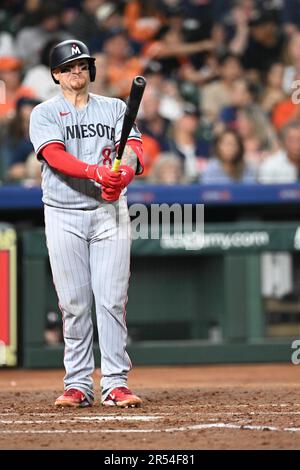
left=157, top=403, right=300, bottom=408
left=191, top=411, right=300, bottom=416
left=0, top=412, right=169, bottom=417
left=0, top=416, right=163, bottom=424
left=1, top=407, right=300, bottom=435
left=1, top=411, right=300, bottom=425
left=1, top=423, right=300, bottom=434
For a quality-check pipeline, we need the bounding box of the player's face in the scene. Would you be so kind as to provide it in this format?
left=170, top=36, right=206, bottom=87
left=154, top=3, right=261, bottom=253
left=53, top=59, right=90, bottom=91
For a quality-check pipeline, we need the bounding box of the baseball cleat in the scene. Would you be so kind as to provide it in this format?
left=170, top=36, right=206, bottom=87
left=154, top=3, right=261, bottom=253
left=54, top=388, right=92, bottom=408
left=102, top=387, right=142, bottom=408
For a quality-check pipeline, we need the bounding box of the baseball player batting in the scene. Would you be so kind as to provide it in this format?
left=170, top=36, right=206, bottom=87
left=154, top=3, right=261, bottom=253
left=29, top=39, right=144, bottom=408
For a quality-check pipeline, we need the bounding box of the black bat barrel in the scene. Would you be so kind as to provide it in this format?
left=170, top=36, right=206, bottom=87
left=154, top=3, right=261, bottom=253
left=125, top=76, right=147, bottom=121
left=116, top=76, right=147, bottom=163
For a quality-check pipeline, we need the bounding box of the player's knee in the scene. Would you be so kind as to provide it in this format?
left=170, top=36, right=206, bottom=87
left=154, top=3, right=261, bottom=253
left=59, top=287, right=93, bottom=317
left=59, top=298, right=92, bottom=318
left=97, top=299, right=126, bottom=318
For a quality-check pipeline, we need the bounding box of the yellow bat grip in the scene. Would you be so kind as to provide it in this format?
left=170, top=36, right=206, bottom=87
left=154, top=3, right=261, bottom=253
left=112, top=158, right=121, bottom=172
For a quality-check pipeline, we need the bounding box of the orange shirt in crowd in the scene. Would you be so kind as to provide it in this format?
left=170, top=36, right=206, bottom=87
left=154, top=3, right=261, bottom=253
left=107, top=58, right=144, bottom=98
left=272, top=99, right=300, bottom=130
left=124, top=1, right=163, bottom=43
left=139, top=133, right=161, bottom=177
left=0, top=85, right=36, bottom=119
left=0, top=56, right=36, bottom=119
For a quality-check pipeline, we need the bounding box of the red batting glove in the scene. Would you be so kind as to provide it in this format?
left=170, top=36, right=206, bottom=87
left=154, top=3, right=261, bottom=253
left=100, top=165, right=135, bottom=202
left=101, top=186, right=122, bottom=202
left=119, top=165, right=135, bottom=189
left=86, top=164, right=122, bottom=188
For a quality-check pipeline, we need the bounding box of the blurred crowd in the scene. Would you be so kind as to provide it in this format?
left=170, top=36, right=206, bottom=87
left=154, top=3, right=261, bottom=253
left=2, top=0, right=300, bottom=186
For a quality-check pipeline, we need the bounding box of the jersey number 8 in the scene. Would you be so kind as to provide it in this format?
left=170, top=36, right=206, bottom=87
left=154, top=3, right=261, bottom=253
left=102, top=147, right=112, bottom=166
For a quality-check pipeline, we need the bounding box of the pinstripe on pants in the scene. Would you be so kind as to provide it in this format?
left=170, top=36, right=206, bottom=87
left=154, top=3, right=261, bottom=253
left=44, top=196, right=132, bottom=401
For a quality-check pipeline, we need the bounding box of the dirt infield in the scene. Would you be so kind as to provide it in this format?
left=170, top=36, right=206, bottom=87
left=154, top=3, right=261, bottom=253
left=0, top=364, right=300, bottom=450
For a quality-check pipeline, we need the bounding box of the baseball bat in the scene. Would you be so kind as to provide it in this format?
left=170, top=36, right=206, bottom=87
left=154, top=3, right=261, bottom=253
left=112, top=75, right=147, bottom=172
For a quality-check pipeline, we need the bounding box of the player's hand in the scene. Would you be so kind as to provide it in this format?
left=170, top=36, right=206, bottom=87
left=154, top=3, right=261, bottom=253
left=101, top=186, right=122, bottom=202
left=100, top=165, right=135, bottom=201
left=96, top=165, right=122, bottom=188
left=119, top=165, right=135, bottom=189
left=86, top=164, right=122, bottom=188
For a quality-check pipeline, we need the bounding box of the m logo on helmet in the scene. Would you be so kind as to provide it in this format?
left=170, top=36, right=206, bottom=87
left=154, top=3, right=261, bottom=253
left=71, top=44, right=81, bottom=55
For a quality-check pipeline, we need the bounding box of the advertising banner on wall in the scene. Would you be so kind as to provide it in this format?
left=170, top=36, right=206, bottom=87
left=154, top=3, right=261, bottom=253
left=0, top=224, right=17, bottom=366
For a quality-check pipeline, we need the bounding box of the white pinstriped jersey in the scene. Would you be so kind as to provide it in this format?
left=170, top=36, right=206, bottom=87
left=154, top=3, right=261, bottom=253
left=29, top=93, right=142, bottom=209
